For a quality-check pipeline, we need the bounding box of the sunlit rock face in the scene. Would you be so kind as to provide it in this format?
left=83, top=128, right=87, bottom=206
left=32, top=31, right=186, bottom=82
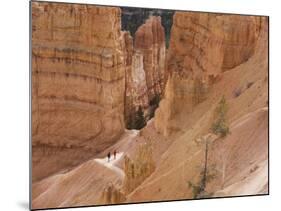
left=122, top=31, right=149, bottom=128
left=155, top=12, right=266, bottom=136
left=32, top=2, right=126, bottom=180
left=134, top=16, right=166, bottom=102
left=124, top=16, right=167, bottom=128
left=220, top=15, right=264, bottom=71
left=123, top=143, right=155, bottom=194
left=31, top=2, right=168, bottom=180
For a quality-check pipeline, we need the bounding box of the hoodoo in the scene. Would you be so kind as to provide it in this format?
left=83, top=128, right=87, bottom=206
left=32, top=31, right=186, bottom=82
left=124, top=16, right=167, bottom=129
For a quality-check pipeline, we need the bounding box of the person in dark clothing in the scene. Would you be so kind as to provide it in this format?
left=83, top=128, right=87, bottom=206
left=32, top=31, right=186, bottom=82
left=114, top=150, right=117, bottom=160
left=107, top=152, right=111, bottom=162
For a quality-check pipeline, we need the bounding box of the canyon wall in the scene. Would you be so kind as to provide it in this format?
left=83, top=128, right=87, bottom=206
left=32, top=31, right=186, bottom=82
left=166, top=12, right=225, bottom=79
left=123, top=31, right=149, bottom=128
left=166, top=13, right=263, bottom=78
left=32, top=2, right=167, bottom=180
left=220, top=15, right=263, bottom=71
left=123, top=142, right=155, bottom=194
left=134, top=16, right=166, bottom=102
left=155, top=12, right=266, bottom=136
left=32, top=2, right=126, bottom=179
left=124, top=16, right=166, bottom=128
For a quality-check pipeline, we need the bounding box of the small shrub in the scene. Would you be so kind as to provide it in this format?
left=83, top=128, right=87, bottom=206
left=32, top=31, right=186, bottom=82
left=198, top=191, right=214, bottom=199
left=127, top=106, right=146, bottom=130
left=187, top=181, right=201, bottom=199
left=148, top=94, right=161, bottom=119
left=211, top=96, right=229, bottom=137
left=149, top=94, right=161, bottom=106
left=187, top=167, right=217, bottom=199
left=211, top=120, right=229, bottom=137
left=135, top=106, right=146, bottom=129
left=198, top=164, right=218, bottom=184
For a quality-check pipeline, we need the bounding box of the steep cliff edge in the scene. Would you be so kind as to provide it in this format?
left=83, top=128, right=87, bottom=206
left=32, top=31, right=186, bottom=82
left=32, top=2, right=126, bottom=181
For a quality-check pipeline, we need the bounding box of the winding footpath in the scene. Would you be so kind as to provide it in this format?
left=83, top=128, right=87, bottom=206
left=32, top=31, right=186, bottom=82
left=94, top=152, right=125, bottom=178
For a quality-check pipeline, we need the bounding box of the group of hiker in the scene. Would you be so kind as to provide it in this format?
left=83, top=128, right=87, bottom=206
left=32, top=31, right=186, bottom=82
left=107, top=150, right=117, bottom=162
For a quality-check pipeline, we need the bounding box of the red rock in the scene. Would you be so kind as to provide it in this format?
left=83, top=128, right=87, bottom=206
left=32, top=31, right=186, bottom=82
left=155, top=11, right=267, bottom=136
left=124, top=16, right=166, bottom=127
left=134, top=16, right=166, bottom=106
left=32, top=2, right=126, bottom=180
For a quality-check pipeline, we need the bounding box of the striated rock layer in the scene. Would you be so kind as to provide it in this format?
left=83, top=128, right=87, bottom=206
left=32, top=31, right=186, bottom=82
left=122, top=31, right=149, bottom=128
left=124, top=16, right=166, bottom=128
left=31, top=3, right=168, bottom=181
left=32, top=2, right=126, bottom=180
left=123, top=142, right=155, bottom=194
left=166, top=12, right=264, bottom=78
left=167, top=12, right=224, bottom=79
left=220, top=15, right=264, bottom=71
left=155, top=12, right=267, bottom=136
left=134, top=16, right=166, bottom=103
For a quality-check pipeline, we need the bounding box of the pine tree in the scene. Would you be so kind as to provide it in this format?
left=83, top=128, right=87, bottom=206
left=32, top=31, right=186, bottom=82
left=211, top=96, right=229, bottom=137
left=134, top=106, right=146, bottom=129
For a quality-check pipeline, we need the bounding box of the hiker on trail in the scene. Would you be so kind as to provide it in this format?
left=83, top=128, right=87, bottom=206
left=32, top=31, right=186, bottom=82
left=107, top=152, right=111, bottom=162
left=114, top=150, right=117, bottom=160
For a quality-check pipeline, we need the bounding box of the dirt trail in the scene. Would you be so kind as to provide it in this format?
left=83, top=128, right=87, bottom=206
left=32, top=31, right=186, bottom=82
left=94, top=152, right=125, bottom=178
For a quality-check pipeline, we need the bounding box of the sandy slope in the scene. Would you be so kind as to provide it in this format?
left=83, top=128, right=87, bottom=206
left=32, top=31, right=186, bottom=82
left=126, top=25, right=269, bottom=202
left=32, top=130, right=138, bottom=209
left=209, top=107, right=268, bottom=196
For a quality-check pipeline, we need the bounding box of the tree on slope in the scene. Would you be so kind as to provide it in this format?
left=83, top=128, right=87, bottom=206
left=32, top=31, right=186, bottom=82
left=211, top=96, right=229, bottom=137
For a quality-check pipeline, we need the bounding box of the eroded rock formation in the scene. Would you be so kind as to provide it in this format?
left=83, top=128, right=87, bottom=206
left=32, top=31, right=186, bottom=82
left=99, top=183, right=126, bottom=204
left=220, top=15, right=263, bottom=71
left=155, top=12, right=266, bottom=136
left=134, top=16, right=166, bottom=103
left=123, top=142, right=155, bottom=194
left=32, top=2, right=168, bottom=181
left=167, top=12, right=224, bottom=79
left=31, top=5, right=268, bottom=207
left=124, top=16, right=166, bottom=128
left=122, top=31, right=149, bottom=128
left=32, top=2, right=126, bottom=180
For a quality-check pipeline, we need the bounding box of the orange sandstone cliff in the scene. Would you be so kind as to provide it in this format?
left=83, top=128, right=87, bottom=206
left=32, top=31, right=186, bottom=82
left=155, top=12, right=266, bottom=136
left=32, top=2, right=126, bottom=181
left=32, top=2, right=167, bottom=181
left=125, top=16, right=166, bottom=127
